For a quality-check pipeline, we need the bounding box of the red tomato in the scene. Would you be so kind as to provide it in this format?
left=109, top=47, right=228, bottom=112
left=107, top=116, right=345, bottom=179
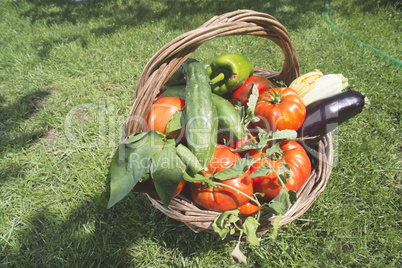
left=190, top=145, right=253, bottom=212
left=172, top=179, right=187, bottom=197
left=250, top=141, right=311, bottom=202
left=227, top=132, right=260, bottom=158
left=227, top=133, right=252, bottom=150
left=239, top=200, right=262, bottom=215
left=254, top=87, right=306, bottom=132
left=147, top=97, right=185, bottom=138
left=230, top=76, right=276, bottom=106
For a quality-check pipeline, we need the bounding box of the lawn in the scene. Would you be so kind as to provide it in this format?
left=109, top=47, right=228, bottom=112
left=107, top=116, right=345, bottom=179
left=0, top=0, right=401, bottom=267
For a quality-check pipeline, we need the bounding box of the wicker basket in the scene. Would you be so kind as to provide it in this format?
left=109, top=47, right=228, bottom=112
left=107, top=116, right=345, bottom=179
left=122, top=10, right=334, bottom=239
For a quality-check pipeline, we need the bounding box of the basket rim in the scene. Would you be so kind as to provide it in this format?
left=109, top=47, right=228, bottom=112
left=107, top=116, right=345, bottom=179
left=124, top=9, right=300, bottom=135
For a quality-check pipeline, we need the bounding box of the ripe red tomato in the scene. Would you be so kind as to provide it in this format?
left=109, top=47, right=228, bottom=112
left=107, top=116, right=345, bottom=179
left=172, top=179, right=187, bottom=198
left=227, top=133, right=252, bottom=150
left=250, top=141, right=311, bottom=202
left=254, top=87, right=306, bottom=132
left=190, top=145, right=253, bottom=212
left=147, top=97, right=185, bottom=138
left=239, top=200, right=261, bottom=215
left=230, top=76, right=276, bottom=106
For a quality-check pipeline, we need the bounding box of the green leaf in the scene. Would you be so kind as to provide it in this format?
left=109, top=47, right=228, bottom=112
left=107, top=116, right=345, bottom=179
left=228, top=214, right=239, bottom=223
left=250, top=116, right=261, bottom=123
left=272, top=129, right=297, bottom=140
left=278, top=163, right=291, bottom=186
left=175, top=144, right=203, bottom=175
left=126, top=131, right=165, bottom=183
left=107, top=131, right=165, bottom=209
left=212, top=209, right=240, bottom=240
left=165, top=137, right=176, bottom=147
left=262, top=142, right=281, bottom=157
left=214, top=156, right=257, bottom=181
left=243, top=217, right=260, bottom=246
left=121, top=132, right=148, bottom=145
left=107, top=147, right=136, bottom=209
left=235, top=105, right=245, bottom=122
left=150, top=146, right=184, bottom=207
left=182, top=171, right=209, bottom=183
left=270, top=214, right=282, bottom=239
left=257, top=128, right=298, bottom=143
left=166, top=109, right=184, bottom=134
left=124, top=131, right=165, bottom=154
left=257, top=129, right=271, bottom=147
left=289, top=190, right=297, bottom=205
left=250, top=165, right=273, bottom=178
left=266, top=189, right=290, bottom=215
left=245, top=84, right=259, bottom=121
left=230, top=141, right=258, bottom=152
left=279, top=163, right=290, bottom=173
left=229, top=227, right=236, bottom=236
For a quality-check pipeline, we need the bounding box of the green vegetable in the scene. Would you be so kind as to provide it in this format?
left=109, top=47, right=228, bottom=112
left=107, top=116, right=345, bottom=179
left=162, top=85, right=187, bottom=99
left=163, top=85, right=244, bottom=142
left=183, top=59, right=218, bottom=167
left=206, top=54, right=254, bottom=95
left=213, top=93, right=244, bottom=142
left=107, top=131, right=165, bottom=209
left=164, top=64, right=187, bottom=86
left=108, top=130, right=207, bottom=209
left=150, top=145, right=184, bottom=207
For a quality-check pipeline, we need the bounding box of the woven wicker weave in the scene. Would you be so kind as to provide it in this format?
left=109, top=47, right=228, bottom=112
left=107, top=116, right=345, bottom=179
left=121, top=10, right=334, bottom=239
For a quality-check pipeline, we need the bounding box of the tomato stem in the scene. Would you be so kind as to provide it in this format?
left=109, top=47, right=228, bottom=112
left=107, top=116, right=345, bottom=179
left=262, top=87, right=283, bottom=105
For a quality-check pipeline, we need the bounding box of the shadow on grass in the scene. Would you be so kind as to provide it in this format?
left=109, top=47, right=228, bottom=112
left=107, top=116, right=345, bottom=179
left=20, top=0, right=324, bottom=33
left=22, top=0, right=399, bottom=33
left=3, top=189, right=229, bottom=266
left=16, top=0, right=326, bottom=64
left=0, top=89, right=51, bottom=152
left=16, top=0, right=398, bottom=65
left=32, top=34, right=89, bottom=59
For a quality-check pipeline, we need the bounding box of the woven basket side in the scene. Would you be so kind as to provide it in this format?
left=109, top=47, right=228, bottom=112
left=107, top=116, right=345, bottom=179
left=146, top=133, right=334, bottom=239
left=124, top=9, right=300, bottom=135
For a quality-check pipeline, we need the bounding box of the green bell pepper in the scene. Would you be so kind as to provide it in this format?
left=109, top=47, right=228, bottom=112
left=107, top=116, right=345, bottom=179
left=206, top=54, right=254, bottom=95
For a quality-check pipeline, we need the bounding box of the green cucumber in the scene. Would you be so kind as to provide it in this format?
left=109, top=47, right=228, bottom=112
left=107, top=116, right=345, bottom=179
left=162, top=85, right=186, bottom=99
left=182, top=60, right=218, bottom=167
left=213, top=94, right=244, bottom=142
left=163, top=86, right=244, bottom=142
left=164, top=65, right=186, bottom=86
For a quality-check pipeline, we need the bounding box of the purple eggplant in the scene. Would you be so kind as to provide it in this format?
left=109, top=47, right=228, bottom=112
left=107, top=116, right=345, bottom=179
left=297, top=91, right=366, bottom=156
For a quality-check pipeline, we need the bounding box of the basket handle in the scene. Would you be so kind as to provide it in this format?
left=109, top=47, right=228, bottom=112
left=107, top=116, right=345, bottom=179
left=125, top=9, right=300, bottom=135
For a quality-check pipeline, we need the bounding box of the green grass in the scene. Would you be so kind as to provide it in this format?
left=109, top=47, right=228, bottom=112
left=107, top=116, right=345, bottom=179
left=0, top=0, right=401, bottom=266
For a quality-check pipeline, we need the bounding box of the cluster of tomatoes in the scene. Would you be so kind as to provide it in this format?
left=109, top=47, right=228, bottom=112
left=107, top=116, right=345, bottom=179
left=146, top=76, right=311, bottom=215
